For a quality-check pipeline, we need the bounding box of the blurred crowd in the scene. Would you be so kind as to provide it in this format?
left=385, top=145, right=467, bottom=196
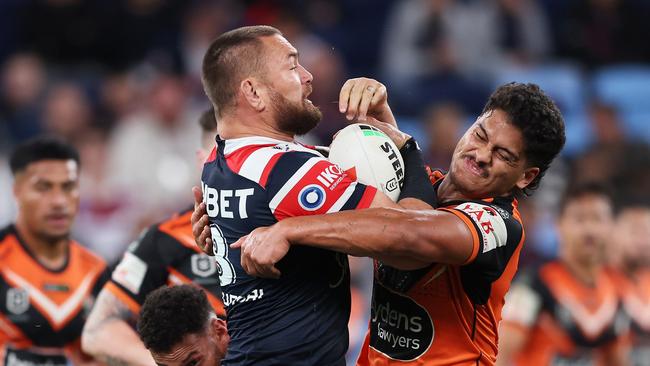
left=1, top=0, right=650, bottom=363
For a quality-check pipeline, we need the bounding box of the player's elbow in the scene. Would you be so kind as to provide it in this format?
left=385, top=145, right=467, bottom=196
left=80, top=327, right=100, bottom=356
left=81, top=319, right=110, bottom=357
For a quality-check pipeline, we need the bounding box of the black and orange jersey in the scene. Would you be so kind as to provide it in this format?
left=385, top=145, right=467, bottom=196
left=106, top=207, right=225, bottom=318
left=501, top=261, right=628, bottom=366
left=357, top=173, right=525, bottom=365
left=610, top=268, right=650, bottom=366
left=0, top=225, right=109, bottom=366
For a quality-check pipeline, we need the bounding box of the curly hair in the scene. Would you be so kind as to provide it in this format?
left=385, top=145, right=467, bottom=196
left=137, top=285, right=211, bottom=354
left=482, top=82, right=566, bottom=195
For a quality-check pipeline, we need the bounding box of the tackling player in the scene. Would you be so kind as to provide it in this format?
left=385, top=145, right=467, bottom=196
left=194, top=25, right=435, bottom=365
left=609, top=201, right=650, bottom=366
left=81, top=109, right=225, bottom=366
left=137, top=285, right=229, bottom=366
left=227, top=82, right=566, bottom=365
left=497, top=183, right=628, bottom=365
left=1, top=137, right=109, bottom=366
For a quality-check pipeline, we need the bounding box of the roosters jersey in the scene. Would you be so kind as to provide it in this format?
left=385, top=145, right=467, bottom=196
left=0, top=225, right=109, bottom=366
left=610, top=268, right=650, bottom=366
left=501, top=262, right=628, bottom=366
left=201, top=136, right=376, bottom=366
left=106, top=208, right=225, bottom=318
left=357, top=173, right=525, bottom=366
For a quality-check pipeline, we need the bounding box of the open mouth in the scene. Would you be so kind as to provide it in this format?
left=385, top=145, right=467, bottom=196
left=464, top=157, right=488, bottom=178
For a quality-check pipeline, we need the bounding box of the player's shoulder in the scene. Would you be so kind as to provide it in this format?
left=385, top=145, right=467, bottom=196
left=222, top=136, right=324, bottom=187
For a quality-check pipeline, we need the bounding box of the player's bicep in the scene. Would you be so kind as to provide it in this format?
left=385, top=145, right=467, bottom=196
left=408, top=209, right=475, bottom=265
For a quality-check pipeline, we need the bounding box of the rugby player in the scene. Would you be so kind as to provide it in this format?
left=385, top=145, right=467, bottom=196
left=194, top=25, right=436, bottom=365
left=137, top=284, right=229, bottom=366
left=609, top=201, right=650, bottom=365
left=226, top=82, right=566, bottom=365
left=81, top=109, right=225, bottom=366
left=1, top=137, right=109, bottom=366
left=497, top=183, right=628, bottom=365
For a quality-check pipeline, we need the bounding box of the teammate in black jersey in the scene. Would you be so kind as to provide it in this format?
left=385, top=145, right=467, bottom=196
left=81, top=109, right=225, bottom=366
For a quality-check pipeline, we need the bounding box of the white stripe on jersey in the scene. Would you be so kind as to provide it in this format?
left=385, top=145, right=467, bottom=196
left=327, top=181, right=358, bottom=213
left=238, top=147, right=286, bottom=184
left=269, top=157, right=322, bottom=214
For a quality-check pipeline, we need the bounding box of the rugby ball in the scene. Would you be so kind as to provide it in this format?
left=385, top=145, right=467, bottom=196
left=329, top=124, right=404, bottom=201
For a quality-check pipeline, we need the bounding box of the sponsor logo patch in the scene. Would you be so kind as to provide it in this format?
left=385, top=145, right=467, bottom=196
left=369, top=284, right=434, bottom=361
left=298, top=184, right=326, bottom=211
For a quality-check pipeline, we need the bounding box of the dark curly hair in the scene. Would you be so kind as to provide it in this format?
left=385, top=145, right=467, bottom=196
left=482, top=82, right=566, bottom=196
left=137, top=285, right=211, bottom=354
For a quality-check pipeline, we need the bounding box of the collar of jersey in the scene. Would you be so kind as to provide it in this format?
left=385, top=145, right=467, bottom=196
left=220, top=135, right=303, bottom=156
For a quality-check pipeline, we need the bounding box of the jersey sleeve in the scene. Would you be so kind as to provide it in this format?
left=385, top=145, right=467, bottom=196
left=105, top=226, right=168, bottom=313
left=439, top=200, right=523, bottom=267
left=264, top=151, right=377, bottom=221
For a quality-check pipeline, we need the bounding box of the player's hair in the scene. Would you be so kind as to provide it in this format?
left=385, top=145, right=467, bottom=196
left=558, top=181, right=613, bottom=215
left=137, top=285, right=212, bottom=354
left=199, top=107, right=218, bottom=134
left=482, top=82, right=565, bottom=195
left=9, top=136, right=80, bottom=175
left=202, top=25, right=282, bottom=117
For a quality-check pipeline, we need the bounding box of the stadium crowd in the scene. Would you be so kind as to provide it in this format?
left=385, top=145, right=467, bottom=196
left=1, top=0, right=650, bottom=365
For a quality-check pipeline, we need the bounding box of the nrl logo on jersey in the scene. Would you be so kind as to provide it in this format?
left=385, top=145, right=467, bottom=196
left=191, top=254, right=218, bottom=278
left=6, top=287, right=30, bottom=315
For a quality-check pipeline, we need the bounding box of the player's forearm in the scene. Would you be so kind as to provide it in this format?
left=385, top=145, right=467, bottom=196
left=82, top=321, right=155, bottom=366
left=282, top=207, right=464, bottom=268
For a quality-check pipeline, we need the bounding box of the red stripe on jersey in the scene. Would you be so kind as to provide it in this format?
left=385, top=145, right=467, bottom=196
left=356, top=186, right=377, bottom=209
left=258, top=152, right=285, bottom=188
left=225, top=144, right=276, bottom=174
left=273, top=160, right=360, bottom=221
left=204, top=147, right=217, bottom=164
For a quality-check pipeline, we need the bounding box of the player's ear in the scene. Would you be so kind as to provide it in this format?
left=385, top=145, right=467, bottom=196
left=240, top=78, right=265, bottom=112
left=515, top=166, right=539, bottom=190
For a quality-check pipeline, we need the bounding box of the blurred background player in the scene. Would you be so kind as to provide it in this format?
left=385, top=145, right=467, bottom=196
left=609, top=201, right=650, bottom=366
left=81, top=109, right=224, bottom=366
left=0, top=137, right=109, bottom=366
left=137, top=284, right=229, bottom=366
left=497, top=183, right=628, bottom=366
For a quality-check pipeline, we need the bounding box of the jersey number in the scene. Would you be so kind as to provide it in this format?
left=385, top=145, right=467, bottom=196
left=211, top=224, right=237, bottom=286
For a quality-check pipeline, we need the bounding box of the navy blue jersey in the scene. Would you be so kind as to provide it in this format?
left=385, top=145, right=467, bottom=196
left=201, top=136, right=376, bottom=365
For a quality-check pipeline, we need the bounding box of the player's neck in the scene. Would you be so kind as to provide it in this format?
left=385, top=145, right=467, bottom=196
left=14, top=220, right=69, bottom=269
left=218, top=114, right=294, bottom=142
left=562, top=256, right=601, bottom=286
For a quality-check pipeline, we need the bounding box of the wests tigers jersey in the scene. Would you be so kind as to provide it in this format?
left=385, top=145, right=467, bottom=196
left=609, top=268, right=650, bottom=366
left=106, top=208, right=225, bottom=318
left=502, top=262, right=628, bottom=366
left=357, top=172, right=525, bottom=366
left=202, top=136, right=376, bottom=366
left=0, top=225, right=109, bottom=366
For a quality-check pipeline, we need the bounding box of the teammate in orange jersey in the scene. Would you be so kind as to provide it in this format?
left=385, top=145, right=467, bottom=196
left=81, top=109, right=225, bottom=366
left=608, top=201, right=650, bottom=366
left=0, top=137, right=109, bottom=366
left=497, top=183, right=629, bottom=366
left=206, top=82, right=566, bottom=365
